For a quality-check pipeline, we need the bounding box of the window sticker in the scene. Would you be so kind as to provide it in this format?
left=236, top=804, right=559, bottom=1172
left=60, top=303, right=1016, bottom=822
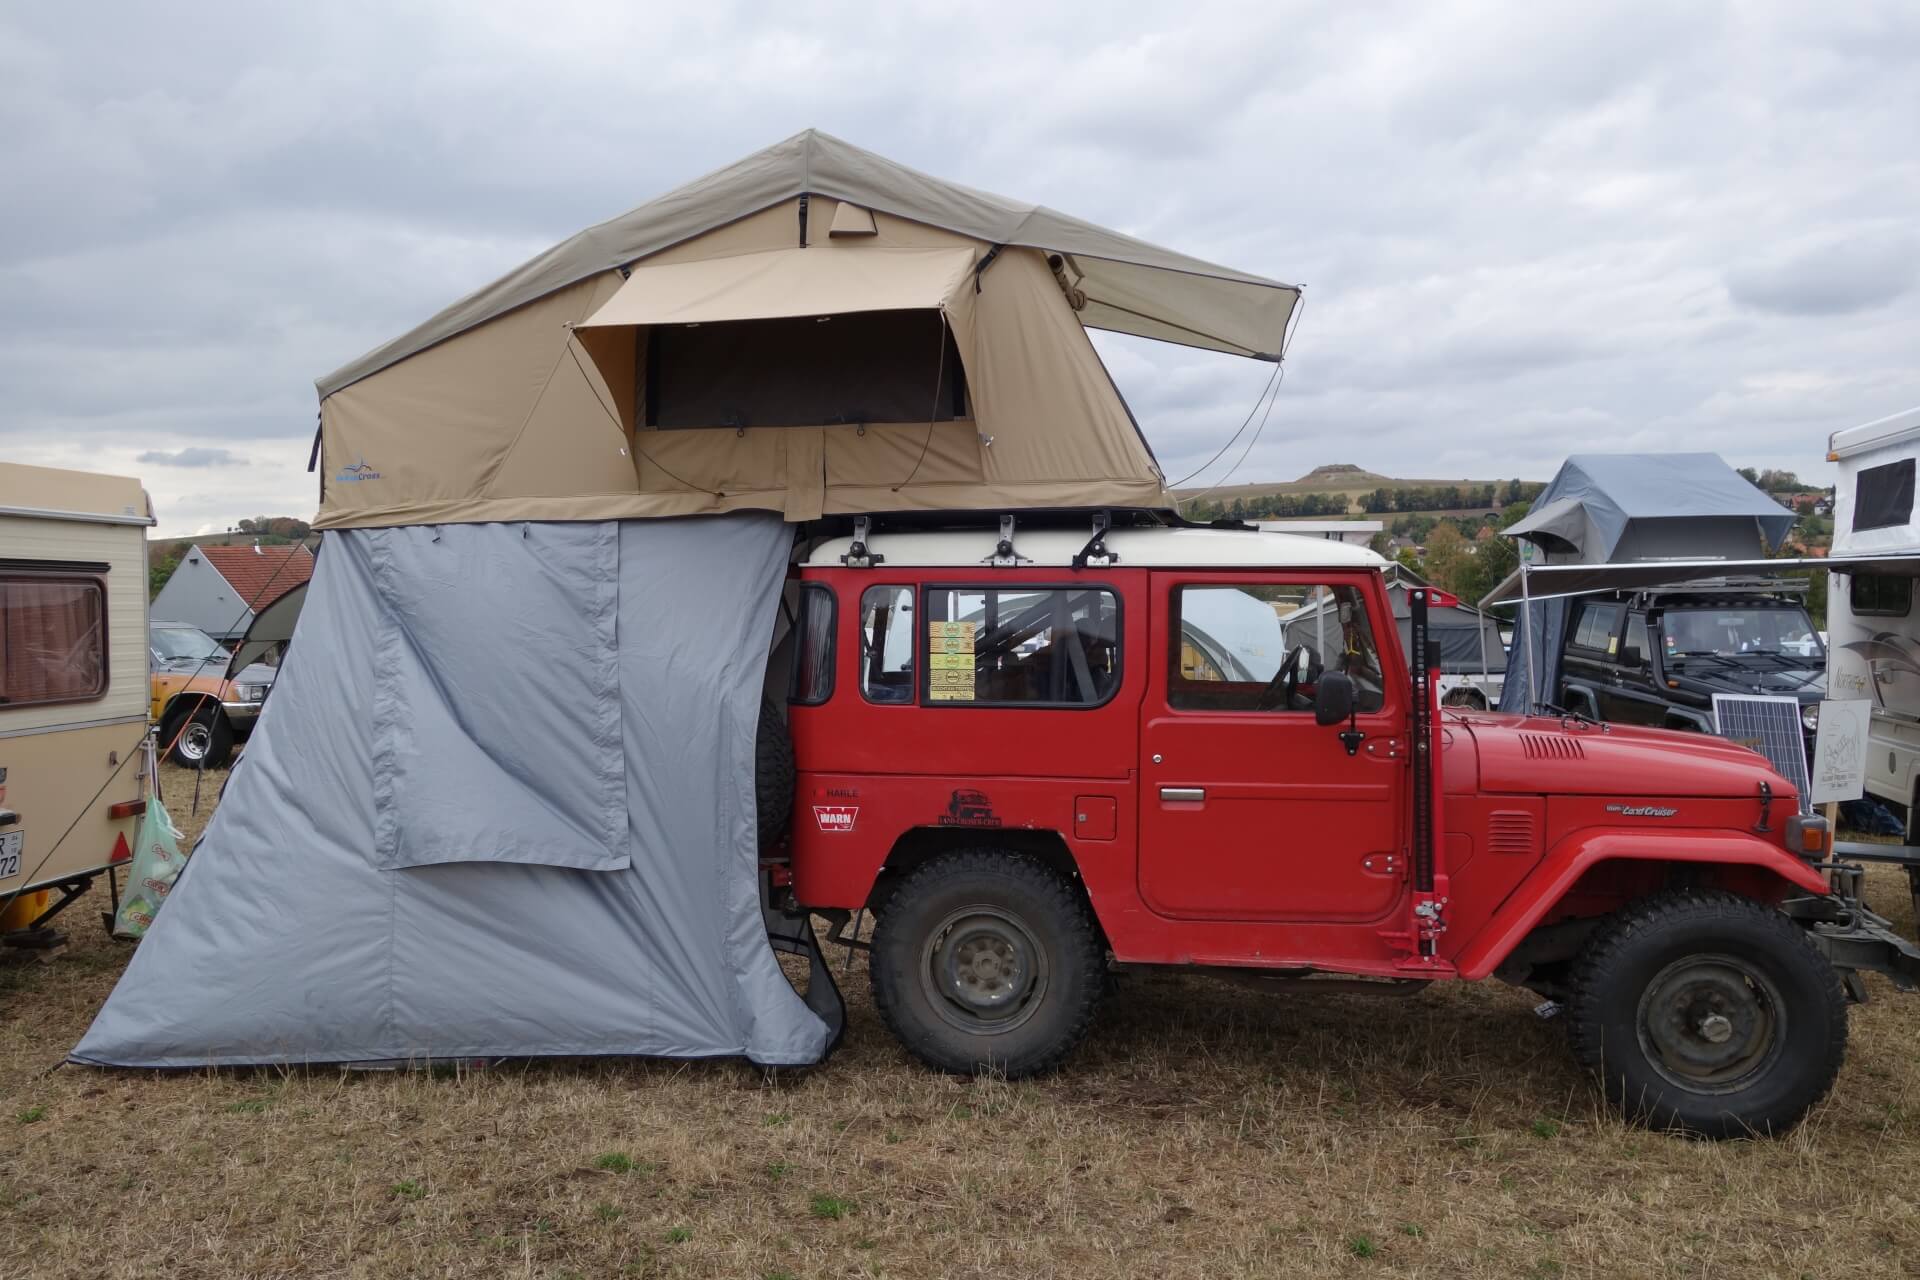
left=927, top=620, right=977, bottom=701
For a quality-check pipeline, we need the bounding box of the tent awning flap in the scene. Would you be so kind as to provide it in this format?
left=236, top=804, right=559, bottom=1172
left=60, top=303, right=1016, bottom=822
left=579, top=246, right=978, bottom=330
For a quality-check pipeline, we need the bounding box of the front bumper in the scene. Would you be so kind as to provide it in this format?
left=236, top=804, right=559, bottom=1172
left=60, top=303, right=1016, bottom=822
left=220, top=700, right=262, bottom=731
left=1783, top=863, right=1920, bottom=997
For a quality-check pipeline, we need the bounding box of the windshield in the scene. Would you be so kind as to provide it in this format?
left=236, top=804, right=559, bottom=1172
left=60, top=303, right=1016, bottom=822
left=152, top=625, right=226, bottom=663
left=1661, top=607, right=1824, bottom=661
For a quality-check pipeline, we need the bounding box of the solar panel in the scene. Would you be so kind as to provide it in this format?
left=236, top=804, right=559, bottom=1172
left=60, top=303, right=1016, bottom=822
left=1711, top=694, right=1812, bottom=814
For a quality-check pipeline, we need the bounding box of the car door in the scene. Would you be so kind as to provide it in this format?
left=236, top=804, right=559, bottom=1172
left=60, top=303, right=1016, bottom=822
left=1560, top=599, right=1623, bottom=719
left=1599, top=611, right=1668, bottom=725
left=1137, top=572, right=1407, bottom=923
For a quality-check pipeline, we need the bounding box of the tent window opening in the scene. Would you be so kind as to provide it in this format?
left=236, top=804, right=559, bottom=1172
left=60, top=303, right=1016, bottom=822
left=1851, top=574, right=1913, bottom=618
left=646, top=311, right=968, bottom=429
left=921, top=586, right=1121, bottom=708
left=789, top=583, right=837, bottom=705
left=859, top=586, right=916, bottom=704
left=0, top=572, right=108, bottom=708
left=1853, top=459, right=1915, bottom=532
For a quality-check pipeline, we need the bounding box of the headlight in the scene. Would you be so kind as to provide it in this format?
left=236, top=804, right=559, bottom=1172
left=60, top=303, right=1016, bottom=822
left=1800, top=704, right=1820, bottom=733
left=238, top=683, right=269, bottom=702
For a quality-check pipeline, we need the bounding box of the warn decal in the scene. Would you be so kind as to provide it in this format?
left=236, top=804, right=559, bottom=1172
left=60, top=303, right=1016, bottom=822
left=813, top=805, right=859, bottom=834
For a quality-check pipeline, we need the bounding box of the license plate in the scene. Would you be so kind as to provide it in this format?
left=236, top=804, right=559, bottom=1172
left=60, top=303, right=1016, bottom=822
left=0, top=830, right=20, bottom=881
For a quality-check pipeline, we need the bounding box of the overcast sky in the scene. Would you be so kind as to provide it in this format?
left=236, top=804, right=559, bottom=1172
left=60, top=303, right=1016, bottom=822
left=2, top=2, right=1915, bottom=536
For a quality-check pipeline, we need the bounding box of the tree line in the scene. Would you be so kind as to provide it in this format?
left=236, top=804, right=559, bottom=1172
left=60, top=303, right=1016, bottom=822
left=1358, top=479, right=1541, bottom=514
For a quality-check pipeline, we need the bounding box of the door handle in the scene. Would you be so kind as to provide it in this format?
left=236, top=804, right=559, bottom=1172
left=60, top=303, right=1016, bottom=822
left=1160, top=787, right=1205, bottom=802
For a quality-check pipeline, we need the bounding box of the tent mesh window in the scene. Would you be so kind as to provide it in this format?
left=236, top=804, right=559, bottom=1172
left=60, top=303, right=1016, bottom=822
left=1853, top=458, right=1915, bottom=532
left=645, top=312, right=968, bottom=429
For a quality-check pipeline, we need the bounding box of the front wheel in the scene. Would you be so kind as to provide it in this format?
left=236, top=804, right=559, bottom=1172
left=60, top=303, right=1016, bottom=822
left=869, top=850, right=1104, bottom=1078
left=1566, top=889, right=1847, bottom=1137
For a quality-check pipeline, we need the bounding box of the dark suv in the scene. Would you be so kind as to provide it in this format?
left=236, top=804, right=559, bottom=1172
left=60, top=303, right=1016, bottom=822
left=1557, top=582, right=1825, bottom=742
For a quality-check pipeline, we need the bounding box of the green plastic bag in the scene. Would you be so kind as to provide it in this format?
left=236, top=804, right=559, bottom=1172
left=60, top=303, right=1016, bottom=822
left=114, top=798, right=187, bottom=940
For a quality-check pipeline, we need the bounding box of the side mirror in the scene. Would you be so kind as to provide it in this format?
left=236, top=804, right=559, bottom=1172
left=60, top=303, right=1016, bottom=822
left=1314, top=671, right=1355, bottom=726
left=1619, top=644, right=1645, bottom=669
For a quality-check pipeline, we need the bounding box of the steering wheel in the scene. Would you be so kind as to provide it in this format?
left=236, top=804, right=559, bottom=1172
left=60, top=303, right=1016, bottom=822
left=1256, top=646, right=1321, bottom=711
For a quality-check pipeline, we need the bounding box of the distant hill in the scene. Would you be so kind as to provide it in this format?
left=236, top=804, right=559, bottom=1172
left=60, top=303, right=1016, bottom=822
left=1173, top=469, right=1542, bottom=518
left=1294, top=463, right=1387, bottom=485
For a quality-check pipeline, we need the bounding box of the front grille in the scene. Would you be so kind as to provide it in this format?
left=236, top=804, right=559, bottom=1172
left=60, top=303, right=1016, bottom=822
left=1488, top=810, right=1538, bottom=856
left=1519, top=732, right=1585, bottom=761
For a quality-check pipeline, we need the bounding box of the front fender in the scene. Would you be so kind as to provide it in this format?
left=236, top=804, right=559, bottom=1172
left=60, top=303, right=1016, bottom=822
left=1452, top=827, right=1828, bottom=980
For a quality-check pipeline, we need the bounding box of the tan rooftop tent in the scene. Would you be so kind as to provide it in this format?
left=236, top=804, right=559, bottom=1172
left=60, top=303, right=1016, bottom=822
left=314, top=129, right=1300, bottom=528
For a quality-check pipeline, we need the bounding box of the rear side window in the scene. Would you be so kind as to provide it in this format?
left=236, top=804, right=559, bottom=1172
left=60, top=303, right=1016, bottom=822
left=1853, top=459, right=1915, bottom=532
left=1571, top=602, right=1622, bottom=654
left=0, top=573, right=108, bottom=707
left=859, top=585, right=916, bottom=704
left=1851, top=574, right=1913, bottom=618
left=920, top=586, right=1121, bottom=707
left=788, top=583, right=836, bottom=705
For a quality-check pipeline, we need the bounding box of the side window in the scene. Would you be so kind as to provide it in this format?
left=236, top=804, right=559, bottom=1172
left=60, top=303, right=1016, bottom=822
left=0, top=573, right=108, bottom=707
left=1853, top=459, right=1915, bottom=532
left=1624, top=613, right=1652, bottom=665
left=788, top=583, right=836, bottom=705
left=1851, top=574, right=1913, bottom=618
left=1570, top=602, right=1622, bottom=655
left=858, top=585, right=916, bottom=704
left=919, top=586, right=1120, bottom=706
left=1170, top=583, right=1385, bottom=713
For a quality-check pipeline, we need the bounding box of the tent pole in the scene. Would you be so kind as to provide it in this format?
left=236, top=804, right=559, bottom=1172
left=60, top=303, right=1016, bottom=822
left=1521, top=559, right=1537, bottom=712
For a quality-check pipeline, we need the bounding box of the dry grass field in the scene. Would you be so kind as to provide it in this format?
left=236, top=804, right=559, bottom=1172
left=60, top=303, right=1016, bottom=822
left=3, top=762, right=1918, bottom=1279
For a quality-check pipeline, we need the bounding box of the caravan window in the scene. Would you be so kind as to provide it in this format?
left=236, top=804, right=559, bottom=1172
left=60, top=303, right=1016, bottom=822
left=1853, top=459, right=1915, bottom=532
left=0, top=573, right=107, bottom=707
left=647, top=312, right=968, bottom=429
left=921, top=586, right=1121, bottom=707
left=1850, top=575, right=1913, bottom=618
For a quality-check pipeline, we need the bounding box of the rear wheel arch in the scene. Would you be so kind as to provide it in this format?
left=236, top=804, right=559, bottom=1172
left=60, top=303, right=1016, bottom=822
left=868, top=826, right=1092, bottom=920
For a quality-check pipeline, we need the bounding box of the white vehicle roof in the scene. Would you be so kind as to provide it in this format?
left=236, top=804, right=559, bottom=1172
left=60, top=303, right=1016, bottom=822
left=1830, top=406, right=1920, bottom=460
left=803, top=524, right=1388, bottom=570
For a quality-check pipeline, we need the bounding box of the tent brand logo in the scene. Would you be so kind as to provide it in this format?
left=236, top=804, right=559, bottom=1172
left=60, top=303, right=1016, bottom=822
left=813, top=805, right=859, bottom=834
left=335, top=456, right=383, bottom=483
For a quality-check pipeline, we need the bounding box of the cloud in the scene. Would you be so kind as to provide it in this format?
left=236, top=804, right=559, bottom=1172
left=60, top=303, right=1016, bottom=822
left=136, top=446, right=245, bottom=467
left=1, top=0, right=1918, bottom=535
left=1726, top=233, right=1918, bottom=316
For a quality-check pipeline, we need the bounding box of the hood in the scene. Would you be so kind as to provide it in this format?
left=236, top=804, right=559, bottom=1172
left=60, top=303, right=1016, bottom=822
left=1451, top=711, right=1792, bottom=799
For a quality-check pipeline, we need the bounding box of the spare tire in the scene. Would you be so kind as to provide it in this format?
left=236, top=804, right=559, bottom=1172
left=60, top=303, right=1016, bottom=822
left=756, top=700, right=795, bottom=851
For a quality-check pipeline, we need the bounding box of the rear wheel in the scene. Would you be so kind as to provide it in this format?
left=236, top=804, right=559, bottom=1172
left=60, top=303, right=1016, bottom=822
left=870, top=850, right=1104, bottom=1077
left=1566, top=889, right=1846, bottom=1137
left=167, top=704, right=232, bottom=769
left=754, top=700, right=794, bottom=851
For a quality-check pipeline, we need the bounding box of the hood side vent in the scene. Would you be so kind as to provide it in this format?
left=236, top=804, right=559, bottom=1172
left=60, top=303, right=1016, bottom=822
left=1519, top=732, right=1585, bottom=761
left=1488, top=810, right=1539, bottom=856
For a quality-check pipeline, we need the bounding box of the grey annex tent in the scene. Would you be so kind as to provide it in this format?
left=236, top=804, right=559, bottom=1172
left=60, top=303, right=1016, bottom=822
left=74, top=131, right=1298, bottom=1069
left=1494, top=454, right=1796, bottom=713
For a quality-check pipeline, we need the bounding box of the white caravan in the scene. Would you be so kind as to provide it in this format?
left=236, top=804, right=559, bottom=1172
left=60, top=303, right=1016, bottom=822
left=1827, top=406, right=1920, bottom=823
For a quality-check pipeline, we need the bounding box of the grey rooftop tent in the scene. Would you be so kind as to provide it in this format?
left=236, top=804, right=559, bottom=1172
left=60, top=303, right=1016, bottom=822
left=1494, top=454, right=1796, bottom=713
left=74, top=132, right=1296, bottom=1070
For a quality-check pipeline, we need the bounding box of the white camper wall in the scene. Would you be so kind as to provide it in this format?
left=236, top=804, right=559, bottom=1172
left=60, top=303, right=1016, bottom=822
left=1827, top=406, right=1920, bottom=815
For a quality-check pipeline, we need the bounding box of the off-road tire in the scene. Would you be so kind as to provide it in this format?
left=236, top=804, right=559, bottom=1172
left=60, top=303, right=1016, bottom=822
left=1566, top=889, right=1846, bottom=1138
left=754, top=700, right=794, bottom=851
left=870, top=850, right=1104, bottom=1078
left=167, top=703, right=233, bottom=770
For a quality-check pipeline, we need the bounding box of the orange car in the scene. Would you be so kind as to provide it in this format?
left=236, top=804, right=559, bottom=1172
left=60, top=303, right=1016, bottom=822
left=148, top=622, right=274, bottom=767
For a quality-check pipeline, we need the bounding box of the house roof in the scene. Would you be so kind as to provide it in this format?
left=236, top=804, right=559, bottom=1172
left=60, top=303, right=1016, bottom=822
left=196, top=543, right=315, bottom=610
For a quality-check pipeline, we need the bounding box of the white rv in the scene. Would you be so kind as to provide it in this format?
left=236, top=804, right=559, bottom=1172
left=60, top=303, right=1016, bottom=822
left=1827, top=406, right=1920, bottom=822
left=0, top=462, right=155, bottom=944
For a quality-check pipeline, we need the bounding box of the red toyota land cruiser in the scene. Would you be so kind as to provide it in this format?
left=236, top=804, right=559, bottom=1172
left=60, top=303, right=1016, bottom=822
left=773, top=519, right=1918, bottom=1136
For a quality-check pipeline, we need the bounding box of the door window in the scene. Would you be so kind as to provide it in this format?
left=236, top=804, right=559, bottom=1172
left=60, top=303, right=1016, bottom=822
left=1170, top=583, right=1384, bottom=713
left=859, top=585, right=916, bottom=703
left=1570, top=602, right=1622, bottom=655
left=919, top=586, right=1120, bottom=706
left=1624, top=613, right=1652, bottom=667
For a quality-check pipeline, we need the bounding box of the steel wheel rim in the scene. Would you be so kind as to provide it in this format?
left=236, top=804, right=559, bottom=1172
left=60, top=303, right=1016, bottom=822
left=178, top=721, right=211, bottom=762
left=1635, top=952, right=1786, bottom=1094
left=919, top=905, right=1049, bottom=1035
